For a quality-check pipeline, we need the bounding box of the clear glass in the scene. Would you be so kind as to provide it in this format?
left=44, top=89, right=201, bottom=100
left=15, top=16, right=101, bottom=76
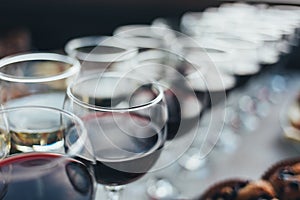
left=64, top=36, right=138, bottom=75
left=64, top=72, right=168, bottom=200
left=0, top=106, right=95, bottom=200
left=0, top=52, right=81, bottom=109
left=113, top=24, right=176, bottom=52
left=180, top=5, right=280, bottom=71
left=169, top=2, right=300, bottom=198
left=170, top=36, right=236, bottom=169
left=132, top=43, right=228, bottom=198
left=207, top=35, right=260, bottom=77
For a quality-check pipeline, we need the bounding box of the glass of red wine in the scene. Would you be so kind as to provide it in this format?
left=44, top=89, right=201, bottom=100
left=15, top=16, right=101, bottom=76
left=0, top=52, right=81, bottom=109
left=64, top=72, right=167, bottom=200
left=0, top=106, right=95, bottom=200
left=139, top=35, right=235, bottom=199
left=111, top=27, right=211, bottom=197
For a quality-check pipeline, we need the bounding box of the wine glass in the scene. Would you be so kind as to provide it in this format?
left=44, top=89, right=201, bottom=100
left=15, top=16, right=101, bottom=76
left=113, top=24, right=176, bottom=52
left=0, top=106, right=95, bottom=200
left=111, top=28, right=219, bottom=198
left=64, top=72, right=168, bottom=200
left=129, top=43, right=222, bottom=198
left=175, top=39, right=236, bottom=165
left=0, top=52, right=81, bottom=109
left=134, top=34, right=235, bottom=199
left=64, top=36, right=138, bottom=75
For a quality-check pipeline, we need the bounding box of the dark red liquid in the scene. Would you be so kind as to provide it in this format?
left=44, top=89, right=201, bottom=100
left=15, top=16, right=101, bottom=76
left=164, top=83, right=209, bottom=140
left=81, top=113, right=164, bottom=186
left=194, top=86, right=235, bottom=110
left=0, top=153, right=94, bottom=200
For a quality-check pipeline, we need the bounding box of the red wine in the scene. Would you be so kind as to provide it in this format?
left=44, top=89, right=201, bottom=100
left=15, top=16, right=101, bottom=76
left=188, top=69, right=236, bottom=109
left=164, top=81, right=209, bottom=140
left=81, top=113, right=164, bottom=186
left=0, top=153, right=94, bottom=200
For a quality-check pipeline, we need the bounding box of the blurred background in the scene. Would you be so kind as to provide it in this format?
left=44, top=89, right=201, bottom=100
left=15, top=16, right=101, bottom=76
left=2, top=1, right=300, bottom=199
left=1, top=0, right=300, bottom=65
left=0, top=0, right=219, bottom=50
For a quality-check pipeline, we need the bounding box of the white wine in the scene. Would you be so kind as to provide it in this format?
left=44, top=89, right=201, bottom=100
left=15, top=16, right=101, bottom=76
left=6, top=102, right=66, bottom=153
left=10, top=128, right=64, bottom=153
left=0, top=128, right=10, bottom=158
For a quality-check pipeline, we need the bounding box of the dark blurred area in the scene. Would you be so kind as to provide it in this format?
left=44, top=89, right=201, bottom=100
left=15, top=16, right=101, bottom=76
left=1, top=0, right=300, bottom=70
left=0, top=0, right=221, bottom=51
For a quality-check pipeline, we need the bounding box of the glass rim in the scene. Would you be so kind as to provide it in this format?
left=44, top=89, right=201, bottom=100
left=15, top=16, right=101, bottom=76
left=113, top=25, right=173, bottom=49
left=67, top=72, right=165, bottom=112
left=64, top=35, right=138, bottom=62
left=113, top=24, right=172, bottom=38
left=174, top=36, right=233, bottom=53
left=136, top=49, right=170, bottom=62
left=273, top=5, right=300, bottom=10
left=0, top=53, right=81, bottom=83
left=0, top=105, right=88, bottom=156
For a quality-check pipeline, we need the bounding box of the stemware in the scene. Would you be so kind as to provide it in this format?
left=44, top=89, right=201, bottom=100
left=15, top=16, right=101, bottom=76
left=131, top=41, right=225, bottom=198
left=64, top=36, right=138, bottom=75
left=113, top=24, right=176, bottom=52
left=0, top=52, right=80, bottom=109
left=114, top=26, right=206, bottom=151
left=177, top=43, right=236, bottom=167
left=64, top=72, right=167, bottom=200
left=134, top=48, right=208, bottom=151
left=0, top=106, right=95, bottom=200
left=134, top=33, right=236, bottom=199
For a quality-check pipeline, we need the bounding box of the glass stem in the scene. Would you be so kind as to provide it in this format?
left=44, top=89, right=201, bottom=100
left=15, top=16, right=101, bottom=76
left=104, top=185, right=124, bottom=200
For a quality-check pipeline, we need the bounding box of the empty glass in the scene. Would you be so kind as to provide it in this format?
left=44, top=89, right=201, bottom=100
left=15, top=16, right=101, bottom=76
left=113, top=24, right=175, bottom=52
left=65, top=36, right=138, bottom=75
left=0, top=52, right=81, bottom=109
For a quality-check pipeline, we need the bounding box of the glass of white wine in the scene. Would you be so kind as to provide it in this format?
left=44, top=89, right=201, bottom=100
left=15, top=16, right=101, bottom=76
left=0, top=106, right=96, bottom=200
left=0, top=53, right=81, bottom=153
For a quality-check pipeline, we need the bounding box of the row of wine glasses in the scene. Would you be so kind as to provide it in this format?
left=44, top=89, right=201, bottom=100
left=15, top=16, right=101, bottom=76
left=0, top=51, right=170, bottom=200
left=161, top=2, right=300, bottom=199
left=61, top=3, right=300, bottom=198
left=0, top=30, right=214, bottom=199
left=0, top=2, right=299, bottom=200
left=102, top=2, right=300, bottom=199
left=0, top=53, right=97, bottom=199
left=63, top=31, right=206, bottom=199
